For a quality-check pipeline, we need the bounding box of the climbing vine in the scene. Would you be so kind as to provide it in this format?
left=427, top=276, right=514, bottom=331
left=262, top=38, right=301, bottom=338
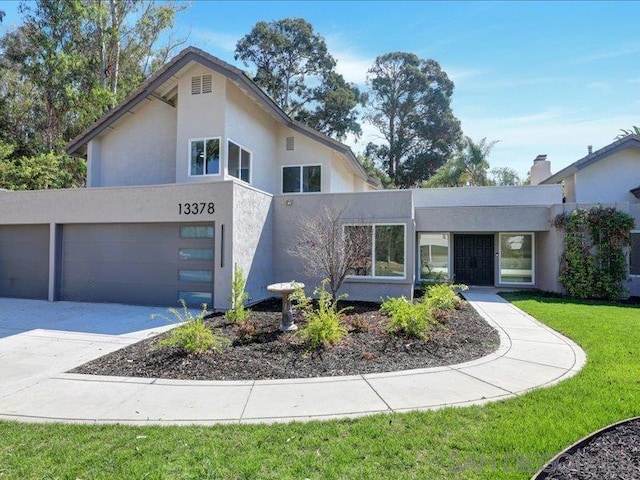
left=553, top=206, right=635, bottom=300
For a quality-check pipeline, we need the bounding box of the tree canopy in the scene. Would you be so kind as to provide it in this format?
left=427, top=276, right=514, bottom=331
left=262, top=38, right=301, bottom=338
left=0, top=0, right=186, bottom=188
left=366, top=52, right=462, bottom=188
left=425, top=137, right=497, bottom=187
left=235, top=18, right=363, bottom=140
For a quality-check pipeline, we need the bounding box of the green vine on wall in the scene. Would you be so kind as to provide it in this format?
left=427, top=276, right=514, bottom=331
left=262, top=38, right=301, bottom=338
left=553, top=206, right=635, bottom=300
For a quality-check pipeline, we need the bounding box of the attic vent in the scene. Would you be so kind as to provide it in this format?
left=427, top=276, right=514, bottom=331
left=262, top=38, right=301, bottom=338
left=202, top=74, right=212, bottom=93
left=286, top=136, right=295, bottom=151
left=191, top=76, right=201, bottom=95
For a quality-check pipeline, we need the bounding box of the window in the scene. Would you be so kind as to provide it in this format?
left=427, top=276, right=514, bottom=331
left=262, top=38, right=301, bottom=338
left=345, top=224, right=405, bottom=278
left=631, top=232, right=640, bottom=276
left=190, top=138, right=220, bottom=176
left=228, top=140, right=251, bottom=183
left=419, top=233, right=449, bottom=282
left=499, top=233, right=534, bottom=284
left=282, top=165, right=321, bottom=193
left=180, top=225, right=214, bottom=239
left=179, top=248, right=214, bottom=261
left=178, top=291, right=212, bottom=305
left=179, top=270, right=213, bottom=282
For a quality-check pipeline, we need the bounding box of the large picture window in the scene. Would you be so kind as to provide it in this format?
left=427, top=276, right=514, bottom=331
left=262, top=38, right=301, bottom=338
left=631, top=232, right=640, bottom=276
left=228, top=140, right=251, bottom=183
left=345, top=224, right=405, bottom=278
left=282, top=165, right=321, bottom=193
left=190, top=138, right=220, bottom=176
left=419, top=233, right=449, bottom=282
left=499, top=233, right=534, bottom=284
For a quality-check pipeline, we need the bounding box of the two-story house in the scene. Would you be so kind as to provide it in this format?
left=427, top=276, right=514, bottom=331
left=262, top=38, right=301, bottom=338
left=0, top=46, right=638, bottom=309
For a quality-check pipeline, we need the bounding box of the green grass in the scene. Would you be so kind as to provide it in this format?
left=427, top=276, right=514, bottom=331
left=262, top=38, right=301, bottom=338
left=1, top=293, right=639, bottom=479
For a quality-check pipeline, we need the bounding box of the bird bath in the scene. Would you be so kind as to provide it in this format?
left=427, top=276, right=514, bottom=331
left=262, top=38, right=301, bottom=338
left=267, top=282, right=304, bottom=332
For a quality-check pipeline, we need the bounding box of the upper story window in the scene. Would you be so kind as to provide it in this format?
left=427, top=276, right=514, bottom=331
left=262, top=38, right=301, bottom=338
left=282, top=165, right=321, bottom=193
left=190, top=138, right=220, bottom=176
left=228, top=140, right=251, bottom=183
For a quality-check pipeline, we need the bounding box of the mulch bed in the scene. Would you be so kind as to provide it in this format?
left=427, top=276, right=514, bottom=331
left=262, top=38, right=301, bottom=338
left=540, top=418, right=640, bottom=479
left=70, top=297, right=500, bottom=381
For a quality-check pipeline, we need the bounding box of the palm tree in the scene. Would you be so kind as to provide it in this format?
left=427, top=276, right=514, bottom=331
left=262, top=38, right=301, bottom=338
left=425, top=136, right=498, bottom=187
left=615, top=126, right=640, bottom=140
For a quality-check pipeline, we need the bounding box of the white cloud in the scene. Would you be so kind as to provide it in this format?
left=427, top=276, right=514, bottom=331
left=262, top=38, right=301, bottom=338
left=575, top=43, right=640, bottom=64
left=586, top=81, right=613, bottom=94
left=333, top=50, right=373, bottom=85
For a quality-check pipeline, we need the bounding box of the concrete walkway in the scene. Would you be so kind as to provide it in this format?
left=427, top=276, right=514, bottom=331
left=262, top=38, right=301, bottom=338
left=0, top=290, right=586, bottom=425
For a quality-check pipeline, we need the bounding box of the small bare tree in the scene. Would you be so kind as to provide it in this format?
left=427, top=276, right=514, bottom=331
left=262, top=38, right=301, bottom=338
left=288, top=206, right=372, bottom=298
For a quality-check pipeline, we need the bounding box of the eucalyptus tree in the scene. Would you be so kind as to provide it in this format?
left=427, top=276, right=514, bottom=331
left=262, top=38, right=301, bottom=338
left=366, top=52, right=462, bottom=187
left=235, top=18, right=363, bottom=139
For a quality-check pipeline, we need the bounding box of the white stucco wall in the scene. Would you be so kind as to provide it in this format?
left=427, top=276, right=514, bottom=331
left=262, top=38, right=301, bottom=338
left=574, top=149, right=640, bottom=204
left=90, top=98, right=177, bottom=187
left=329, top=153, right=356, bottom=193
left=175, top=64, right=227, bottom=184
left=225, top=82, right=279, bottom=193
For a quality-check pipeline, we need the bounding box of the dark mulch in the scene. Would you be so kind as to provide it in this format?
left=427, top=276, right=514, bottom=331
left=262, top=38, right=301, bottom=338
left=70, top=297, right=500, bottom=381
left=541, top=418, right=640, bottom=479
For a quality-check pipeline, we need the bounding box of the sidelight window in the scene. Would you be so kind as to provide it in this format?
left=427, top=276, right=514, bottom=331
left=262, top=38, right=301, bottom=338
left=499, top=233, right=534, bottom=284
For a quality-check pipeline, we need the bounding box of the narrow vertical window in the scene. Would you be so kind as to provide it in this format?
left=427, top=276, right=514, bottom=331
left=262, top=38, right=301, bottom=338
left=499, top=233, right=534, bottom=284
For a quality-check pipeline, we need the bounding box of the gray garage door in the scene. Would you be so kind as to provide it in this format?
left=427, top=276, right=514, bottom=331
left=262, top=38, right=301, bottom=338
left=62, top=223, right=214, bottom=306
left=0, top=225, right=50, bottom=300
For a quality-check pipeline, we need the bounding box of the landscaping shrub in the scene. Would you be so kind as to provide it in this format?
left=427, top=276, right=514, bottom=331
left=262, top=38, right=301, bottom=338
left=424, top=283, right=467, bottom=311
left=225, top=263, right=250, bottom=323
left=154, top=302, right=230, bottom=354
left=380, top=296, right=435, bottom=339
left=297, top=280, right=349, bottom=350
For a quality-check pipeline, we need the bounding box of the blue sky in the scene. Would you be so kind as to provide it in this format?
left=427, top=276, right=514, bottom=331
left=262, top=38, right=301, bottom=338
left=2, top=1, right=639, bottom=177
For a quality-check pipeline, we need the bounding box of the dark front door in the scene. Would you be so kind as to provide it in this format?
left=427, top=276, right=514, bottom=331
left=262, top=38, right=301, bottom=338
left=454, top=234, right=495, bottom=286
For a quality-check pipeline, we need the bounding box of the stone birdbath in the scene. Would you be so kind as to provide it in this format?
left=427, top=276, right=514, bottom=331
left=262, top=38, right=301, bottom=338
left=267, top=281, right=304, bottom=332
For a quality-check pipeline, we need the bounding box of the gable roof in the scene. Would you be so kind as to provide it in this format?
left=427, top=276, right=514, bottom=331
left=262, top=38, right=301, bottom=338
left=66, top=46, right=375, bottom=186
left=541, top=134, right=640, bottom=185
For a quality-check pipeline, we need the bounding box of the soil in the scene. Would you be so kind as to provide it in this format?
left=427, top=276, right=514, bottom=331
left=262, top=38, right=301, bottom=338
left=70, top=297, right=500, bottom=381
left=541, top=418, right=640, bottom=479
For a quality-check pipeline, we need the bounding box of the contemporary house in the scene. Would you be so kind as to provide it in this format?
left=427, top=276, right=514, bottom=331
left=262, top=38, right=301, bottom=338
left=0, top=46, right=638, bottom=309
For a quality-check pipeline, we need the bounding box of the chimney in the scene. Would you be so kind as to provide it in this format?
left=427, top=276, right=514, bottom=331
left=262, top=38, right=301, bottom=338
left=588, top=145, right=593, bottom=155
left=530, top=154, right=551, bottom=185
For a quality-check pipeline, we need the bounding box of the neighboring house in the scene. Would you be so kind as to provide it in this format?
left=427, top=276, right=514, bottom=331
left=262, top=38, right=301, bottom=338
left=537, top=135, right=640, bottom=295
left=0, top=46, right=638, bottom=308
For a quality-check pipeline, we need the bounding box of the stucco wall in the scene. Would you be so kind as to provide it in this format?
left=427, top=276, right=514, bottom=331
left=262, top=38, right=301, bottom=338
left=225, top=82, right=279, bottom=192
left=90, top=98, right=177, bottom=187
left=329, top=153, right=357, bottom=193
left=415, top=206, right=552, bottom=232
left=231, top=182, right=274, bottom=309
left=273, top=190, right=415, bottom=301
left=175, top=64, right=227, bottom=184
left=574, top=149, right=640, bottom=204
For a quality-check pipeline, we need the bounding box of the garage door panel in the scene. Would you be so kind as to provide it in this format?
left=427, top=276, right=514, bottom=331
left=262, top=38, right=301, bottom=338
left=0, top=225, right=49, bottom=300
left=62, top=223, right=214, bottom=306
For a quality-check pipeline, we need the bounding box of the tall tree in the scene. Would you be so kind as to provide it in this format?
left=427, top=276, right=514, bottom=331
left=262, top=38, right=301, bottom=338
left=0, top=0, right=186, bottom=155
left=425, top=137, right=497, bottom=187
left=235, top=18, right=363, bottom=139
left=366, top=52, right=462, bottom=188
left=616, top=126, right=640, bottom=139
left=0, top=10, right=5, bottom=23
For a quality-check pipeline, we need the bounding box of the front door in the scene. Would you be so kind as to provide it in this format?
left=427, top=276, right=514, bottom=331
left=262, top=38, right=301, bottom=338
left=454, top=234, right=495, bottom=286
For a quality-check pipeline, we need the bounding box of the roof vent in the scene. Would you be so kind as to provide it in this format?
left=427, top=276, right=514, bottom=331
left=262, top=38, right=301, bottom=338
left=286, top=136, right=295, bottom=151
left=202, top=74, right=212, bottom=94
left=191, top=76, right=201, bottom=95
left=588, top=145, right=593, bottom=155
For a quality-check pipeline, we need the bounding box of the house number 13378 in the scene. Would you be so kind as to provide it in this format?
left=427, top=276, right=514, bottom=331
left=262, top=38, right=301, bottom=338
left=178, top=202, right=215, bottom=215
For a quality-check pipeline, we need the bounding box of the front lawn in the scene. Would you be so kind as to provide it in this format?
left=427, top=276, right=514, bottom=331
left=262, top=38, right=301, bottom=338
left=1, top=293, right=639, bottom=479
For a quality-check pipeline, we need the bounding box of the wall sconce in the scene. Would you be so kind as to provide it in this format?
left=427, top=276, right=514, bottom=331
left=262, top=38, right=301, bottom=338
left=285, top=199, right=293, bottom=206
